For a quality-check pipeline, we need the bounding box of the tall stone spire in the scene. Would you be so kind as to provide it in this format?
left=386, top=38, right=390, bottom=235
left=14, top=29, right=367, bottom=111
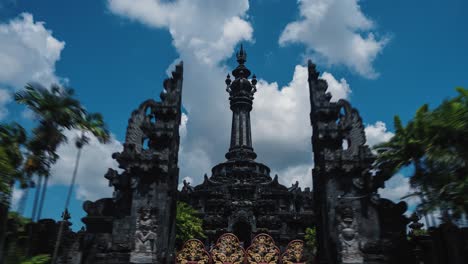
left=224, top=44, right=258, bottom=161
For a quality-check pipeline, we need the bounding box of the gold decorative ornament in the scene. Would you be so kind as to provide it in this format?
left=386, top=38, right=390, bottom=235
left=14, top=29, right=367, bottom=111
left=176, top=239, right=210, bottom=264
left=210, top=233, right=246, bottom=264
left=246, top=233, right=280, bottom=264
left=281, top=240, right=306, bottom=264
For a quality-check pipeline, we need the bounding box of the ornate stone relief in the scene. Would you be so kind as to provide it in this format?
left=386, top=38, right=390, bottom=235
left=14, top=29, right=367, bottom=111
left=176, top=239, right=210, bottom=264
left=210, top=233, right=245, bottom=264
left=281, top=240, right=306, bottom=264
left=337, top=206, right=363, bottom=264
left=246, top=233, right=280, bottom=264
left=134, top=207, right=158, bottom=253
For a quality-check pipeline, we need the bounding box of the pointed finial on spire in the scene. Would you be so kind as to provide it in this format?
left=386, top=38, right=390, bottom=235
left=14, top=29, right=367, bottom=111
left=232, top=44, right=251, bottom=78
left=236, top=43, right=247, bottom=65
left=62, top=209, right=71, bottom=221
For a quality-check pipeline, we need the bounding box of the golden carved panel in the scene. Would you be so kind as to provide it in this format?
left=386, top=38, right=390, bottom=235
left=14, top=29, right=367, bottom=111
left=176, top=239, right=210, bottom=264
left=246, top=233, right=280, bottom=264
left=281, top=240, right=305, bottom=264
left=210, top=233, right=246, bottom=264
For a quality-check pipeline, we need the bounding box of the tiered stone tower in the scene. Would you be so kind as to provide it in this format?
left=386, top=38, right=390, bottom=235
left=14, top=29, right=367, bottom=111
left=179, top=46, right=314, bottom=248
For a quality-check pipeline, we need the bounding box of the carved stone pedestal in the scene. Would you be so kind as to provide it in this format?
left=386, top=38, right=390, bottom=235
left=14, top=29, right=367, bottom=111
left=130, top=252, right=157, bottom=263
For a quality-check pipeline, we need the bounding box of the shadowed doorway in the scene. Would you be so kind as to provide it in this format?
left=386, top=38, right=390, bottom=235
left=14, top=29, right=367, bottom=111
left=232, top=221, right=252, bottom=247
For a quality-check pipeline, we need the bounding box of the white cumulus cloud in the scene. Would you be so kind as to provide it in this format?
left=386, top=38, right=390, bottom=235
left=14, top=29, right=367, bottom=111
left=108, top=0, right=252, bottom=66
left=0, top=89, right=12, bottom=120
left=253, top=65, right=351, bottom=187
left=49, top=130, right=122, bottom=201
left=0, top=13, right=65, bottom=89
left=378, top=173, right=419, bottom=210
left=10, top=186, right=24, bottom=211
left=365, top=121, right=394, bottom=147
left=0, top=13, right=64, bottom=120
left=279, top=0, right=388, bottom=78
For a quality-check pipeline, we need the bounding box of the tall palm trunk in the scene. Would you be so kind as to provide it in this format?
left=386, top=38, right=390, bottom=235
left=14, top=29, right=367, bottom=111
left=0, top=181, right=13, bottom=263
left=26, top=176, right=43, bottom=257
left=51, top=144, right=82, bottom=264
left=430, top=212, right=437, bottom=227
left=17, top=184, right=29, bottom=215
left=31, top=176, right=43, bottom=221
left=37, top=176, right=48, bottom=220
left=0, top=202, right=8, bottom=263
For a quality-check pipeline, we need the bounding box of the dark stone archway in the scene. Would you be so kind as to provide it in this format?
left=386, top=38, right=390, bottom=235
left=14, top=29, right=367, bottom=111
left=232, top=221, right=252, bottom=247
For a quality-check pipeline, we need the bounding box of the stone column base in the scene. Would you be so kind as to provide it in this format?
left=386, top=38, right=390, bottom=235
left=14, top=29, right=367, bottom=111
left=130, top=252, right=157, bottom=263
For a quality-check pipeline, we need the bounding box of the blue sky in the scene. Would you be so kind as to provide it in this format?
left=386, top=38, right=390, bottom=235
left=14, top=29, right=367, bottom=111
left=0, top=0, right=466, bottom=229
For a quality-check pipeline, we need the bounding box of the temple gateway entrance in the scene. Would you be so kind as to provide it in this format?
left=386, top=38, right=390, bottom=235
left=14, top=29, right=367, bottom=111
left=232, top=221, right=252, bottom=247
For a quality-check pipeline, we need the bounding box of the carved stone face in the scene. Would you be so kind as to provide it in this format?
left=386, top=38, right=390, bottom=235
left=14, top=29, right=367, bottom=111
left=142, top=211, right=150, bottom=220
left=342, top=228, right=355, bottom=241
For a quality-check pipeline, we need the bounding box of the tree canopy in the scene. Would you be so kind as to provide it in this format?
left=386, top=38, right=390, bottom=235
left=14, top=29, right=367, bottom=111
left=0, top=123, right=26, bottom=206
left=374, top=87, right=468, bottom=220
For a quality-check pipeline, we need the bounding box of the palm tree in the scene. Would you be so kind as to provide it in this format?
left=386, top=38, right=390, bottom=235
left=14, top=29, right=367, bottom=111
left=0, top=122, right=27, bottom=263
left=51, top=112, right=110, bottom=263
left=15, top=83, right=88, bottom=258
left=375, top=88, right=468, bottom=221
left=15, top=83, right=86, bottom=221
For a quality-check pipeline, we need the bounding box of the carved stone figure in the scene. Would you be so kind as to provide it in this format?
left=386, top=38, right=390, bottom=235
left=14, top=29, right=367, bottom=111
left=134, top=207, right=157, bottom=253
left=338, top=207, right=363, bottom=264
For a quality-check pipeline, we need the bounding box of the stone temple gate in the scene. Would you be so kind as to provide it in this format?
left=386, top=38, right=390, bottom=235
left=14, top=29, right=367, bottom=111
left=45, top=46, right=437, bottom=264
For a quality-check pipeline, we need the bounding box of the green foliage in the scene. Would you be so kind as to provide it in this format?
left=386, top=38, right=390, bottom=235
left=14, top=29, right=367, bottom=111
left=13, top=83, right=111, bottom=178
left=8, top=212, right=31, bottom=229
left=15, top=83, right=86, bottom=177
left=77, top=112, right=110, bottom=145
left=1, top=83, right=110, bottom=263
left=375, top=87, right=468, bottom=220
left=176, top=202, right=205, bottom=246
left=304, top=227, right=317, bottom=254
left=0, top=146, right=16, bottom=199
left=20, top=254, right=51, bottom=264
left=4, top=213, right=31, bottom=264
left=411, top=228, right=428, bottom=237
left=0, top=122, right=27, bottom=206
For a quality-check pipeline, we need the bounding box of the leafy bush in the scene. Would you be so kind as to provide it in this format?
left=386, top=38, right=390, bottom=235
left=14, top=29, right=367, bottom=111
left=175, top=202, right=205, bottom=247
left=304, top=227, right=317, bottom=255
left=20, top=254, right=51, bottom=264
